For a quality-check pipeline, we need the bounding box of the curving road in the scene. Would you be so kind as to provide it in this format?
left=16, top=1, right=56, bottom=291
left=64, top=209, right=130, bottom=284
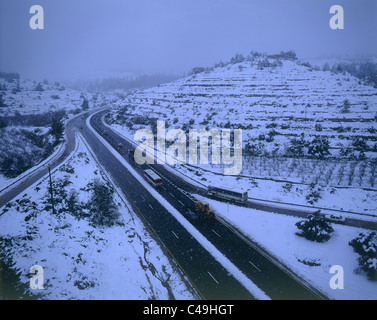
left=5, top=108, right=373, bottom=300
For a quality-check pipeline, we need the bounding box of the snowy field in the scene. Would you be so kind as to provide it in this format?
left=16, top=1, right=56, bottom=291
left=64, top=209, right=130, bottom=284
left=0, top=136, right=197, bottom=300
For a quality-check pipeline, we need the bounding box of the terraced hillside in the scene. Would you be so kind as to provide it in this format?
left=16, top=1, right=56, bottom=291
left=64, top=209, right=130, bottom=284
left=106, top=53, right=377, bottom=190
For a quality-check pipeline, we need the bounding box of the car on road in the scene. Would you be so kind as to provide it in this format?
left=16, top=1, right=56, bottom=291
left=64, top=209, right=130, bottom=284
left=325, top=214, right=346, bottom=224
left=195, top=169, right=204, bottom=176
left=186, top=209, right=199, bottom=221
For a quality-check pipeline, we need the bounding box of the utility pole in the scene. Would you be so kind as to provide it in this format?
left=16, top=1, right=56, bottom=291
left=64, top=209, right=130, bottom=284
left=48, top=166, right=56, bottom=215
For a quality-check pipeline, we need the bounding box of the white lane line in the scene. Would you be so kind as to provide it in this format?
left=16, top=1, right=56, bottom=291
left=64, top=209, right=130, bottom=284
left=248, top=261, right=261, bottom=272
left=207, top=271, right=219, bottom=285
left=148, top=204, right=153, bottom=210
left=140, top=195, right=145, bottom=201
left=178, top=200, right=185, bottom=206
left=169, top=192, right=175, bottom=198
left=211, top=229, right=221, bottom=238
left=171, top=230, right=179, bottom=239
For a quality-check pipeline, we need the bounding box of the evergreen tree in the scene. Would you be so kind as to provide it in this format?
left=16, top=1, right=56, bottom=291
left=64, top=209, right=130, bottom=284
left=66, top=190, right=84, bottom=219
left=81, top=98, right=89, bottom=111
left=0, top=94, right=6, bottom=108
left=352, top=137, right=368, bottom=152
left=0, top=116, right=7, bottom=128
left=34, top=82, right=44, bottom=92
left=340, top=99, right=351, bottom=113
left=287, top=135, right=306, bottom=157
left=89, top=179, right=120, bottom=227
left=12, top=81, right=21, bottom=94
left=0, top=252, right=38, bottom=300
left=349, top=232, right=377, bottom=280
left=50, top=116, right=64, bottom=144
left=308, top=136, right=331, bottom=159
left=322, top=62, right=330, bottom=71
left=295, top=212, right=334, bottom=242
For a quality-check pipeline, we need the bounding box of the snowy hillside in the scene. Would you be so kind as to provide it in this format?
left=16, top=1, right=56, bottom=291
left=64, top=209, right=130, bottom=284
left=106, top=52, right=377, bottom=160
left=1, top=77, right=83, bottom=117
left=105, top=52, right=377, bottom=213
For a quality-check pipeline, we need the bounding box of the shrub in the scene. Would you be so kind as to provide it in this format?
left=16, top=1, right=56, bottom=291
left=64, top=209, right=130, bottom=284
left=306, top=185, right=322, bottom=205
left=295, top=212, right=334, bottom=242
left=352, top=137, right=368, bottom=152
left=89, top=179, right=120, bottom=227
left=66, top=190, right=84, bottom=219
left=315, top=123, right=323, bottom=132
left=340, top=99, right=351, bottom=113
left=286, top=136, right=306, bottom=157
left=349, top=232, right=377, bottom=280
left=308, top=136, right=331, bottom=159
left=34, top=82, right=44, bottom=92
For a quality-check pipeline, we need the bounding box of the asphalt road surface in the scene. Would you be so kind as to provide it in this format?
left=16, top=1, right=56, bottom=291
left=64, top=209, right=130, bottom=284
left=88, top=110, right=325, bottom=300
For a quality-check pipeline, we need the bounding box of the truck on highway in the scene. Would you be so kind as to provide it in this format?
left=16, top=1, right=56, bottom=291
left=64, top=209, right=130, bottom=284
left=186, top=201, right=214, bottom=221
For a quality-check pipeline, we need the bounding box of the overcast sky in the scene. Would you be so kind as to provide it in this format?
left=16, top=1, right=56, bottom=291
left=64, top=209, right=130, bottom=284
left=0, top=0, right=376, bottom=81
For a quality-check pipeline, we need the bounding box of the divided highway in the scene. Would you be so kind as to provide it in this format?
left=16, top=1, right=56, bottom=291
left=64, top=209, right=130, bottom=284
left=88, top=110, right=325, bottom=300
left=76, top=111, right=257, bottom=300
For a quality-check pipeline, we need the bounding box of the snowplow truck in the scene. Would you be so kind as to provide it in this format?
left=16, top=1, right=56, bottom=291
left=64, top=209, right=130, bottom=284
left=193, top=201, right=214, bottom=219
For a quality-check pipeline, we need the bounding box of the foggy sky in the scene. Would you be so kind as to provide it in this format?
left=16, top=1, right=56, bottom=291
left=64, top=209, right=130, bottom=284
left=0, top=0, right=376, bottom=81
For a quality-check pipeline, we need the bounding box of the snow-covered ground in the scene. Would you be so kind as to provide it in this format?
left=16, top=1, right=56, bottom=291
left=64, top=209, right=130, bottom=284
left=0, top=77, right=112, bottom=117
left=0, top=136, right=197, bottom=300
left=199, top=196, right=376, bottom=300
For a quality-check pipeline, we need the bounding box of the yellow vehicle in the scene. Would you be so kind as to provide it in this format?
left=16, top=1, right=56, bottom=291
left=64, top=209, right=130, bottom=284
left=193, top=201, right=214, bottom=219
